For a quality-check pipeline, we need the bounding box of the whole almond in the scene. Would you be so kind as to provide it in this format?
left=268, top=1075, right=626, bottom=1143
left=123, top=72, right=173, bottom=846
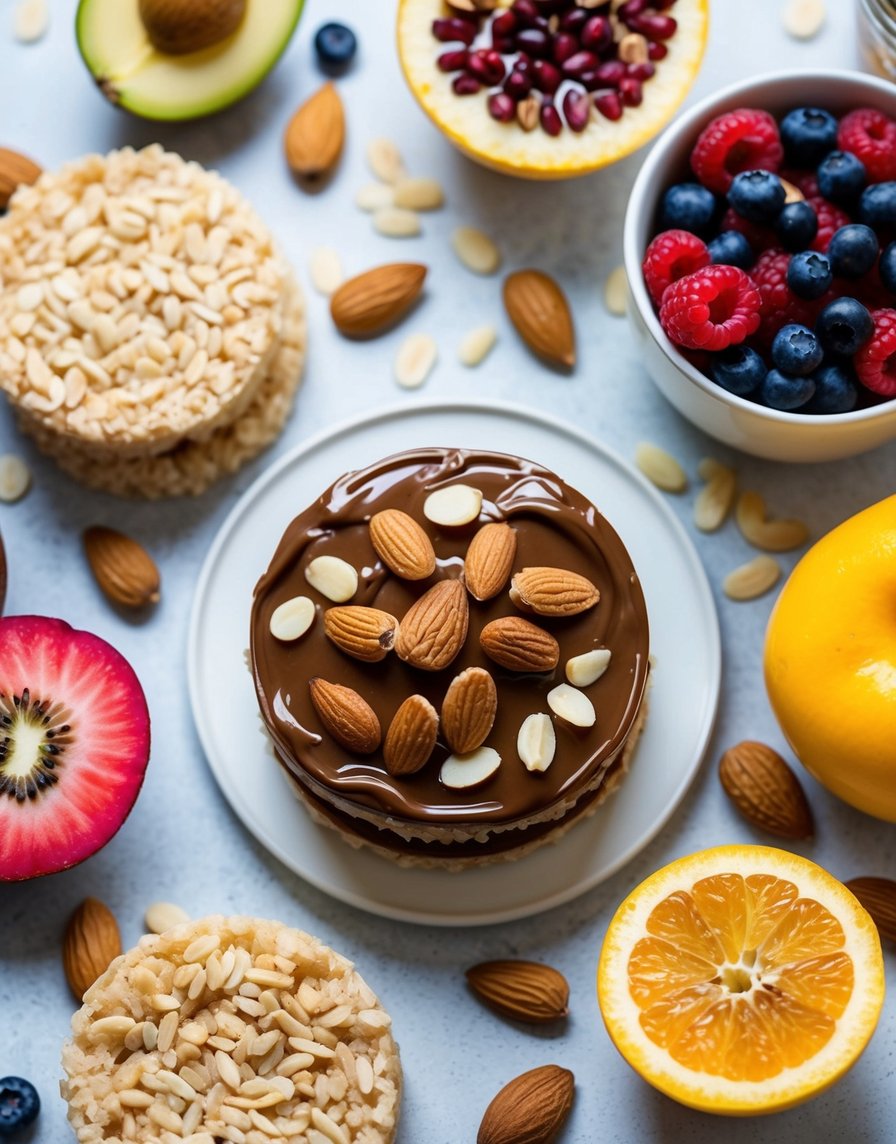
left=503, top=269, right=575, bottom=369
left=330, top=263, right=427, bottom=338
left=83, top=526, right=160, bottom=609
left=478, top=1064, right=575, bottom=1144
left=323, top=606, right=399, bottom=662
left=510, top=567, right=599, bottom=617
left=309, top=679, right=381, bottom=754
left=466, top=960, right=569, bottom=1023
left=442, top=667, right=497, bottom=754
left=719, top=740, right=814, bottom=839
left=0, top=147, right=41, bottom=209
left=369, top=509, right=436, bottom=580
left=843, top=877, right=896, bottom=943
left=383, top=694, right=439, bottom=776
left=63, top=897, right=122, bottom=1001
left=480, top=616, right=559, bottom=673
left=284, top=82, right=345, bottom=183
left=464, top=522, right=517, bottom=601
left=395, top=579, right=469, bottom=671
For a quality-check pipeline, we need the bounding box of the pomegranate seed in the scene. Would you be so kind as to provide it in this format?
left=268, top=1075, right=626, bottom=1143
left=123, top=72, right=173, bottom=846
left=488, top=92, right=517, bottom=122
left=492, top=9, right=518, bottom=37
left=648, top=40, right=668, bottom=60
left=516, top=27, right=551, bottom=56
left=540, top=100, right=563, bottom=136
left=468, top=48, right=506, bottom=85
left=452, top=73, right=481, bottom=95
left=514, top=53, right=534, bottom=77
left=432, top=17, right=476, bottom=45
left=504, top=68, right=533, bottom=98
left=619, top=0, right=648, bottom=17
left=619, top=75, right=643, bottom=106
left=578, top=69, right=604, bottom=92
left=492, top=34, right=516, bottom=53
left=594, top=89, right=623, bottom=120
left=580, top=15, right=612, bottom=52
left=512, top=0, right=545, bottom=27
left=562, top=50, right=600, bottom=78
left=563, top=90, right=591, bottom=133
left=532, top=59, right=562, bottom=94
left=552, top=32, right=579, bottom=64
left=560, top=7, right=589, bottom=34
left=629, top=12, right=678, bottom=39
left=438, top=49, right=469, bottom=72
left=595, top=59, right=625, bottom=86
left=627, top=61, right=655, bottom=81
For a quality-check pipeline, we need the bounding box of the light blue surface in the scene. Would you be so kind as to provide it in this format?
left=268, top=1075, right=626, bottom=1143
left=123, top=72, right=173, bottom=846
left=0, top=3, right=894, bottom=1142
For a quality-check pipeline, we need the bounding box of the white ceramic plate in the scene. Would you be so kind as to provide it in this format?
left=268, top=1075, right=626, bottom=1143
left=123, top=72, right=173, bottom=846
left=188, top=400, right=721, bottom=926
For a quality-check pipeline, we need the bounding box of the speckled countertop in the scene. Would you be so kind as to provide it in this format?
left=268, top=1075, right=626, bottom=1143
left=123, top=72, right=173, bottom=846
left=1, top=1, right=894, bottom=1141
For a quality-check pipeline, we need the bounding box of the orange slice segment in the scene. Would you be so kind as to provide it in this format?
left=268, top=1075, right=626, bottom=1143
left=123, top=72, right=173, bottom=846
left=598, top=845, right=884, bottom=1114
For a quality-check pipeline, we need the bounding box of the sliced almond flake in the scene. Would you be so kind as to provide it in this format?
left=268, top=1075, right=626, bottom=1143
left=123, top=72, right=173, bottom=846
left=452, top=226, right=501, bottom=275
left=394, top=333, right=437, bottom=389
left=145, top=901, right=189, bottom=935
left=635, top=442, right=688, bottom=493
left=440, top=746, right=502, bottom=790
left=354, top=183, right=395, bottom=213
left=309, top=247, right=344, bottom=296
left=723, top=555, right=781, bottom=601
left=393, top=177, right=444, bottom=212
left=604, top=264, right=628, bottom=316
left=0, top=454, right=31, bottom=502
left=366, top=138, right=405, bottom=185
left=372, top=207, right=421, bottom=238
left=782, top=0, right=826, bottom=40
left=736, top=490, right=809, bottom=552
left=13, top=0, right=48, bottom=42
left=517, top=713, right=556, bottom=773
left=694, top=458, right=736, bottom=532
left=457, top=323, right=497, bottom=367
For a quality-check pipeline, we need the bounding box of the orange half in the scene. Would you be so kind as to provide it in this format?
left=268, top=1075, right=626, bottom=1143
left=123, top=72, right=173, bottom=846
left=597, top=845, right=884, bottom=1115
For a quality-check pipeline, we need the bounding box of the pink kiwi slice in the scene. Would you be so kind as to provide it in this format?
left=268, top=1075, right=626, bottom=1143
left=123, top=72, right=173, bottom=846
left=0, top=615, right=150, bottom=881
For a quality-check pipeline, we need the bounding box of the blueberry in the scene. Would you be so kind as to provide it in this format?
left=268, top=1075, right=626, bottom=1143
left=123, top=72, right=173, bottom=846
left=786, top=250, right=833, bottom=300
left=659, top=183, right=718, bottom=236
left=759, top=369, right=816, bottom=411
left=707, top=230, right=754, bottom=270
left=827, top=224, right=880, bottom=278
left=775, top=201, right=818, bottom=252
left=859, top=182, right=896, bottom=229
left=815, top=296, right=874, bottom=355
left=710, top=345, right=767, bottom=396
left=313, top=22, right=357, bottom=71
left=805, top=363, right=858, bottom=414
left=817, top=150, right=867, bottom=205
left=780, top=107, right=839, bottom=166
left=771, top=323, right=824, bottom=376
left=728, top=170, right=787, bottom=223
left=0, top=1078, right=40, bottom=1137
left=880, top=241, right=896, bottom=294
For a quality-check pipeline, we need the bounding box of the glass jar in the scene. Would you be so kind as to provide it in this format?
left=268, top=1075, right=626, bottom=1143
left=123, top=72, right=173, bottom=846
left=858, top=0, right=896, bottom=81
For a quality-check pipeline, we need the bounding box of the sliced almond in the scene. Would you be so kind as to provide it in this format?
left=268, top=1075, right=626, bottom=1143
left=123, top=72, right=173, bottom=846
left=635, top=442, right=688, bottom=493
left=355, top=183, right=395, bottom=212
left=0, top=453, right=31, bottom=502
left=566, top=648, right=611, bottom=687
left=442, top=667, right=497, bottom=754
left=517, top=713, right=556, bottom=773
left=308, top=247, right=344, bottom=296
left=330, top=263, right=426, bottom=338
left=480, top=616, right=559, bottom=673
left=323, top=606, right=399, bottom=662
left=309, top=679, right=381, bottom=754
left=694, top=459, right=736, bottom=532
left=440, top=746, right=501, bottom=790
left=458, top=323, right=497, bottom=367
left=269, top=596, right=315, bottom=642
left=366, top=138, right=405, bottom=185
left=423, top=484, right=483, bottom=528
left=723, top=555, right=781, bottom=601
left=618, top=31, right=649, bottom=64
left=736, top=491, right=809, bottom=552
left=393, top=177, right=444, bottom=212
left=14, top=0, right=48, bottom=43
left=783, top=0, right=826, bottom=39
left=383, top=694, right=439, bottom=776
left=304, top=555, right=358, bottom=602
left=510, top=567, right=599, bottom=617
left=503, top=269, right=575, bottom=369
left=516, top=95, right=540, bottom=131
left=395, top=579, right=469, bottom=671
left=145, top=902, right=190, bottom=935
left=394, top=332, right=437, bottom=389
left=779, top=177, right=806, bottom=205
left=369, top=508, right=436, bottom=580
left=373, top=207, right=422, bottom=238
left=284, top=82, right=345, bottom=183
left=464, top=522, right=517, bottom=601
left=452, top=226, right=501, bottom=276
left=547, top=683, right=596, bottom=728
left=604, top=264, right=628, bottom=316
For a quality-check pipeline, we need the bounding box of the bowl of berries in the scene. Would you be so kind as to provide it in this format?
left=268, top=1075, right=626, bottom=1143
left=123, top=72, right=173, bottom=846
left=624, top=69, right=896, bottom=461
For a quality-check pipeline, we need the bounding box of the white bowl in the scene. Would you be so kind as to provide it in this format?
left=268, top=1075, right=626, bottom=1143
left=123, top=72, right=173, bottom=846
left=624, top=69, right=896, bottom=462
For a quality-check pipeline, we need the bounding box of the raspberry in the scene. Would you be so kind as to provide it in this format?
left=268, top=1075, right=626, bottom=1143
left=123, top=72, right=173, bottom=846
left=659, top=265, right=761, bottom=351
left=690, top=108, right=783, bottom=195
left=838, top=108, right=896, bottom=183
left=720, top=207, right=776, bottom=252
left=854, top=308, right=896, bottom=396
left=749, top=248, right=821, bottom=347
left=807, top=196, right=852, bottom=252
left=642, top=229, right=710, bottom=306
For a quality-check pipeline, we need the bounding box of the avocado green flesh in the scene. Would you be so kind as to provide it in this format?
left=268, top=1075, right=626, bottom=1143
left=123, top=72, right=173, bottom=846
left=76, top=0, right=303, bottom=121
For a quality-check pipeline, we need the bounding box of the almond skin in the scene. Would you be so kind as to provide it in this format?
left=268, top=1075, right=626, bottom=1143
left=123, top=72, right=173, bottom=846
left=330, top=263, right=427, bottom=338
left=480, top=616, right=559, bottom=673
left=844, top=877, right=896, bottom=943
left=442, top=667, right=497, bottom=754
left=323, top=606, right=399, bottom=663
left=369, top=509, right=436, bottom=581
left=395, top=579, right=469, bottom=671
left=478, top=1064, right=575, bottom=1144
left=503, top=269, right=575, bottom=369
left=284, top=81, right=345, bottom=182
left=83, top=526, right=160, bottom=609
left=0, top=147, right=41, bottom=209
left=383, top=694, right=439, bottom=776
left=309, top=679, right=381, bottom=754
left=510, top=567, right=599, bottom=617
left=464, top=522, right=517, bottom=601
left=466, top=960, right=569, bottom=1024
left=63, top=897, right=122, bottom=1001
left=719, top=740, right=814, bottom=839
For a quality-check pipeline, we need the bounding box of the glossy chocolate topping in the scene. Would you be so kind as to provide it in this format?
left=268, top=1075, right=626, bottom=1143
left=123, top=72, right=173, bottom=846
left=250, top=448, right=649, bottom=832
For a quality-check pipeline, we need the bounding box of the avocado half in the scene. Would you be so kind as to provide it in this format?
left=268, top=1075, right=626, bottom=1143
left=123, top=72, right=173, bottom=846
left=76, top=0, right=304, bottom=121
